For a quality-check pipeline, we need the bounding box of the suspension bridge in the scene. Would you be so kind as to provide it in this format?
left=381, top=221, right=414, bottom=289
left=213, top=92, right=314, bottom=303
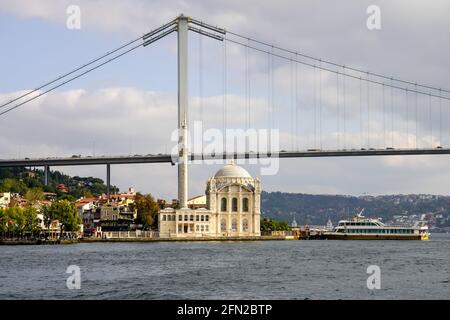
left=1, top=15, right=449, bottom=205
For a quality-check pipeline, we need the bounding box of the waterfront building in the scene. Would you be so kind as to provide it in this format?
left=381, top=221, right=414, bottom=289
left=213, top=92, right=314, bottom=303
left=0, top=192, right=11, bottom=208
left=158, top=161, right=261, bottom=238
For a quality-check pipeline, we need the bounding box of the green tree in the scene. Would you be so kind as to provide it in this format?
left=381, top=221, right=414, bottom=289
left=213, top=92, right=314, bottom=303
left=0, top=178, right=28, bottom=194
left=132, top=193, right=160, bottom=229
left=260, top=218, right=290, bottom=231
left=42, top=200, right=81, bottom=237
left=276, top=220, right=291, bottom=231
left=25, top=187, right=44, bottom=203
left=58, top=194, right=77, bottom=202
left=41, top=205, right=55, bottom=230
left=23, top=206, right=41, bottom=233
left=0, top=208, right=8, bottom=236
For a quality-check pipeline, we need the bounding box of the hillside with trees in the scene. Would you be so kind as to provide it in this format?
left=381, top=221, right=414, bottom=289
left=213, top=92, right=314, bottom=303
left=0, top=167, right=118, bottom=200
left=261, top=191, right=450, bottom=228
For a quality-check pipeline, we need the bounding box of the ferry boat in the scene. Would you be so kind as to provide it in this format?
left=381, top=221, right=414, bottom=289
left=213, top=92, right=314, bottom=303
left=322, top=210, right=429, bottom=240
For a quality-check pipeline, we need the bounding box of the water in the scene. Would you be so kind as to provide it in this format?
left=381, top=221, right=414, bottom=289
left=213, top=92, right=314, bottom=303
left=0, top=234, right=449, bottom=299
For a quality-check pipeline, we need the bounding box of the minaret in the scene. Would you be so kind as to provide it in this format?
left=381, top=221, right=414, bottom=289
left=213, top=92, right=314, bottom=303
left=178, top=15, right=189, bottom=208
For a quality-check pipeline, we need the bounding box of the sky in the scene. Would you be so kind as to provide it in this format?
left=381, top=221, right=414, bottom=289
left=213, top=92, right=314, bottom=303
left=1, top=0, right=450, bottom=199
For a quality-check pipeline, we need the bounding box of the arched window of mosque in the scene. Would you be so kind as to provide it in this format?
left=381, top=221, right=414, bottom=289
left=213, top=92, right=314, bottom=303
left=178, top=215, right=182, bottom=221
left=190, top=215, right=194, bottom=221
left=205, top=215, right=209, bottom=222
left=242, top=198, right=249, bottom=212
left=184, top=215, right=188, bottom=221
left=221, top=219, right=226, bottom=231
left=232, top=198, right=238, bottom=212
left=162, top=215, right=166, bottom=221
left=221, top=198, right=227, bottom=211
left=232, top=219, right=238, bottom=231
left=201, top=215, right=204, bottom=221
left=243, top=219, right=249, bottom=232
left=172, top=215, right=176, bottom=221
left=196, top=215, right=199, bottom=221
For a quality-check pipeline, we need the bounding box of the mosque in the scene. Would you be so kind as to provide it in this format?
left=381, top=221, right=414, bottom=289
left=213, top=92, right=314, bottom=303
left=158, top=160, right=261, bottom=238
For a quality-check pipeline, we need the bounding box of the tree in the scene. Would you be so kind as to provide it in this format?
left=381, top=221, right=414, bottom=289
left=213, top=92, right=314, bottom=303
left=132, top=193, right=160, bottom=229
left=260, top=218, right=290, bottom=231
left=43, top=200, right=81, bottom=237
left=276, top=220, right=290, bottom=231
left=25, top=187, right=44, bottom=203
left=42, top=205, right=55, bottom=230
left=23, top=206, right=41, bottom=233
left=0, top=208, right=8, bottom=236
left=0, top=178, right=28, bottom=194
left=260, top=218, right=277, bottom=232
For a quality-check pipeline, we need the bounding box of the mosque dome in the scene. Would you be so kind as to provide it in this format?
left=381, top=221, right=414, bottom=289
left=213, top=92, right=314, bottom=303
left=214, top=160, right=252, bottom=178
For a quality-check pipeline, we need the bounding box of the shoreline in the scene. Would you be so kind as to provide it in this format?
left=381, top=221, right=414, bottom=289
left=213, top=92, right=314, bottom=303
left=0, top=235, right=289, bottom=245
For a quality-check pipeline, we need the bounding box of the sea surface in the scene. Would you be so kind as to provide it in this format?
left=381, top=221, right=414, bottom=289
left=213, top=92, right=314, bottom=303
left=0, top=234, right=449, bottom=299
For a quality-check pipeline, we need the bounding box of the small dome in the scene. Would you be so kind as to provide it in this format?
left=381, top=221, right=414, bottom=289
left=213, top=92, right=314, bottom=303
left=214, top=160, right=252, bottom=178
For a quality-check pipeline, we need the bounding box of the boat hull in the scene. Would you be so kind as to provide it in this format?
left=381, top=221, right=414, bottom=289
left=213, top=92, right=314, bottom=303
left=319, top=233, right=424, bottom=240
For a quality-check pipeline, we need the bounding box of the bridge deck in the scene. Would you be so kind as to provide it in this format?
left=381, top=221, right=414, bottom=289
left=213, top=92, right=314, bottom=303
left=0, top=148, right=449, bottom=167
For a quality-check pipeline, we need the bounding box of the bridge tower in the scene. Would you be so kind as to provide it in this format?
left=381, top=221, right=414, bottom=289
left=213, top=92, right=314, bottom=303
left=177, top=14, right=189, bottom=209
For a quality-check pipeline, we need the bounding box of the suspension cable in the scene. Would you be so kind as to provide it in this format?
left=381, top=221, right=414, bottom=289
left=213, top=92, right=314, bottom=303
left=429, top=94, right=433, bottom=147
left=391, top=81, right=394, bottom=148
left=382, top=83, right=386, bottom=148
left=313, top=66, right=317, bottom=148
left=226, top=29, right=450, bottom=95
left=439, top=89, right=442, bottom=146
left=342, top=66, right=346, bottom=149
left=367, top=73, right=370, bottom=148
left=224, top=37, right=450, bottom=101
left=1, top=41, right=144, bottom=117
left=295, top=56, right=299, bottom=150
left=0, top=25, right=177, bottom=117
left=415, top=85, right=418, bottom=149
left=199, top=33, right=204, bottom=137
left=406, top=89, right=409, bottom=148
left=336, top=72, right=340, bottom=149
left=360, top=77, right=363, bottom=148
left=222, top=39, right=227, bottom=152
left=0, top=19, right=177, bottom=111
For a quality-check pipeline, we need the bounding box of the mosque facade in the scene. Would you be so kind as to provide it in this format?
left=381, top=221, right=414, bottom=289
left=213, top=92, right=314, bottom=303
left=158, top=161, right=261, bottom=238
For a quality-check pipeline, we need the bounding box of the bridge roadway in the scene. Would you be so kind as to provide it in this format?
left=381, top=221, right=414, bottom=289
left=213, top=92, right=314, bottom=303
left=1, top=148, right=450, bottom=167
